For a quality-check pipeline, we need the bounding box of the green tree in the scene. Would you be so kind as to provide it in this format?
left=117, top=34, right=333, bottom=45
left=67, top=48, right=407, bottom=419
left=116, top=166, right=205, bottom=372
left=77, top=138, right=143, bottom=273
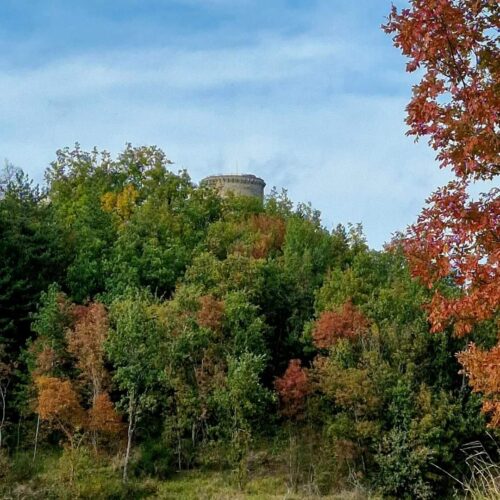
left=106, top=289, right=166, bottom=481
left=214, top=353, right=274, bottom=487
left=0, top=167, right=64, bottom=355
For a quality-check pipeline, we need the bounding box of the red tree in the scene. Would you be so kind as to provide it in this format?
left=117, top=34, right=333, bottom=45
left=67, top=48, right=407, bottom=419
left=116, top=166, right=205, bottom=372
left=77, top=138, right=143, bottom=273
left=312, top=301, right=369, bottom=349
left=384, top=1, right=499, bottom=424
left=275, top=359, right=311, bottom=419
left=458, top=343, right=500, bottom=428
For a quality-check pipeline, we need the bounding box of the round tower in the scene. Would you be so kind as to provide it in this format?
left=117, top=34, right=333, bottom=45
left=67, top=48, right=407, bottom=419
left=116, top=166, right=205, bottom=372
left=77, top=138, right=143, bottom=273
left=201, top=174, right=265, bottom=202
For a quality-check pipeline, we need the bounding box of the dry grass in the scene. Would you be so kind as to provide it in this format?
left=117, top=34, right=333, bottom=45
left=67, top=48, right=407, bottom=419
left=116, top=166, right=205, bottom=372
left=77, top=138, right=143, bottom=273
left=461, top=438, right=500, bottom=500
left=432, top=435, right=500, bottom=500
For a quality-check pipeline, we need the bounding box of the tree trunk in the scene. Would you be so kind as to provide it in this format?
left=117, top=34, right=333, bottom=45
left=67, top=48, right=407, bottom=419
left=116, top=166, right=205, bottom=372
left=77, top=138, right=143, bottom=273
left=16, top=415, right=22, bottom=453
left=91, top=384, right=99, bottom=453
left=123, top=398, right=135, bottom=483
left=0, top=385, right=6, bottom=449
left=177, top=429, right=182, bottom=471
left=33, top=414, right=40, bottom=462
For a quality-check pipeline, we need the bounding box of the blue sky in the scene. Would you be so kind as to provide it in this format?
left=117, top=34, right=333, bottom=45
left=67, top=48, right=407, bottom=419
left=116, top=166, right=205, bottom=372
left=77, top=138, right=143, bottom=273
left=0, top=0, right=451, bottom=248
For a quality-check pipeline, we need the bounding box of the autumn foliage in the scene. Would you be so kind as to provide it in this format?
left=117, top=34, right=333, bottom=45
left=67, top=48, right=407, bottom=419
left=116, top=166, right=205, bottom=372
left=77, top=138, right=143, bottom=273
left=88, top=392, right=123, bottom=434
left=35, top=376, right=86, bottom=441
left=274, top=359, right=311, bottom=419
left=196, top=295, right=225, bottom=332
left=385, top=0, right=499, bottom=425
left=404, top=185, right=499, bottom=337
left=457, top=343, right=500, bottom=428
left=101, top=184, right=139, bottom=224
left=33, top=298, right=121, bottom=446
left=66, top=302, right=109, bottom=399
left=3, top=131, right=499, bottom=493
left=312, top=301, right=369, bottom=349
left=249, top=214, right=286, bottom=259
left=33, top=346, right=59, bottom=376
left=384, top=0, right=498, bottom=180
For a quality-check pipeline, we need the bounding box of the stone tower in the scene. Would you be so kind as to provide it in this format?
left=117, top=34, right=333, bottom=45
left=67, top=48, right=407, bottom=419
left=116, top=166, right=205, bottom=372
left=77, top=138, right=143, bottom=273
left=201, top=174, right=266, bottom=202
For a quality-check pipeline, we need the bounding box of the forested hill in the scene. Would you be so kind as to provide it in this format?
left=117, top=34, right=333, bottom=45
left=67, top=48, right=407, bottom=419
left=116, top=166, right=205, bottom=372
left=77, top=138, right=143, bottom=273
left=0, top=145, right=495, bottom=498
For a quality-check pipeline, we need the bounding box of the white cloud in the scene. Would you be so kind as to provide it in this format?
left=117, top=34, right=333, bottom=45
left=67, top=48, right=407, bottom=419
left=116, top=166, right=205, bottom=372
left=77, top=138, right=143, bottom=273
left=0, top=35, right=345, bottom=108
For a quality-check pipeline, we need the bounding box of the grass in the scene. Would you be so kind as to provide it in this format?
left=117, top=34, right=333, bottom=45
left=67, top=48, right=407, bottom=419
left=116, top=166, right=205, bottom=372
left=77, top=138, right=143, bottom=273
left=4, top=436, right=500, bottom=498
left=1, top=448, right=376, bottom=499
left=460, top=439, right=500, bottom=500
left=152, top=469, right=373, bottom=499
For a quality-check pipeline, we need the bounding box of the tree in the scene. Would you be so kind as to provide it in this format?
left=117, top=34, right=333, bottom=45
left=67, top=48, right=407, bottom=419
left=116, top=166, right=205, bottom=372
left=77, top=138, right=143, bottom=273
left=384, top=1, right=499, bottom=425
left=46, top=144, right=208, bottom=301
left=0, top=166, right=64, bottom=359
left=87, top=392, right=122, bottom=435
left=196, top=295, right=225, bottom=332
left=213, top=353, right=274, bottom=488
left=45, top=146, right=117, bottom=302
left=0, top=346, right=13, bottom=449
left=34, top=376, right=85, bottom=448
left=274, top=359, right=310, bottom=419
left=66, top=302, right=109, bottom=403
left=457, top=343, right=500, bottom=428
left=312, top=301, right=369, bottom=350
left=102, top=151, right=220, bottom=298
left=66, top=302, right=121, bottom=444
left=30, top=284, right=73, bottom=377
left=106, top=290, right=166, bottom=481
left=29, top=294, right=121, bottom=457
left=34, top=375, right=88, bottom=484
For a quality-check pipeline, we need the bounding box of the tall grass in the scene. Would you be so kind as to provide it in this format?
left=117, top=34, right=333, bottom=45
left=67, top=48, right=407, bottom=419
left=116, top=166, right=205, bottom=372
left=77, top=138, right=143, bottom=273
left=433, top=435, right=500, bottom=499
left=461, top=438, right=500, bottom=500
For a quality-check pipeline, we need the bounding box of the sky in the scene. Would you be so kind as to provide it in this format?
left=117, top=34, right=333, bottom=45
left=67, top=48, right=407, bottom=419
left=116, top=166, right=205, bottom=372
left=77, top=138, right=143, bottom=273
left=0, top=0, right=452, bottom=248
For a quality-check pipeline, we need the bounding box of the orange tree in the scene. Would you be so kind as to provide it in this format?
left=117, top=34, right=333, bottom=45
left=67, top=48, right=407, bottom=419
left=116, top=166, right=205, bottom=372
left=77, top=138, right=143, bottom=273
left=30, top=288, right=121, bottom=452
left=384, top=0, right=499, bottom=425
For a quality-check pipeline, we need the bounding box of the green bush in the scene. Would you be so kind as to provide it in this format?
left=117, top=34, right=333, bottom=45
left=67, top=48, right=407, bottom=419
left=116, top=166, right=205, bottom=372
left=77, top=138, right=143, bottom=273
left=375, top=429, right=434, bottom=499
left=131, top=439, right=176, bottom=479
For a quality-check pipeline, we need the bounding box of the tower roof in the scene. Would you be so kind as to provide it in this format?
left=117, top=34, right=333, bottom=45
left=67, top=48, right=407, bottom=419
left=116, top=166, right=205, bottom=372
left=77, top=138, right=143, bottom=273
left=201, top=173, right=266, bottom=201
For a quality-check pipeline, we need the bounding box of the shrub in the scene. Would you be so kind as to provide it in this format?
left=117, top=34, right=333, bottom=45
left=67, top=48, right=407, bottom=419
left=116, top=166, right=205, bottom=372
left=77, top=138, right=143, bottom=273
left=131, top=440, right=175, bottom=479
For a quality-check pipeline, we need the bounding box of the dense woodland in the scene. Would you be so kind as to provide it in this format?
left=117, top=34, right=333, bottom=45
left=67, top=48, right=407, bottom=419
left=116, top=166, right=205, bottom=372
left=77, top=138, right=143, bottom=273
left=1, top=1, right=498, bottom=498
left=0, top=144, right=497, bottom=499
